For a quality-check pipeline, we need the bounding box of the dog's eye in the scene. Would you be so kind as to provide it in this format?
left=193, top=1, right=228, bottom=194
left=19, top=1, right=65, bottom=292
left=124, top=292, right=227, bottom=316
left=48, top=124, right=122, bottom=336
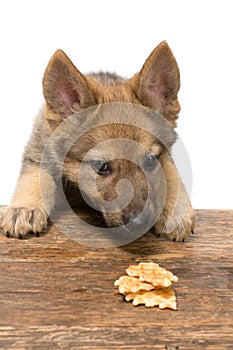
left=92, top=160, right=111, bottom=176
left=143, top=155, right=159, bottom=171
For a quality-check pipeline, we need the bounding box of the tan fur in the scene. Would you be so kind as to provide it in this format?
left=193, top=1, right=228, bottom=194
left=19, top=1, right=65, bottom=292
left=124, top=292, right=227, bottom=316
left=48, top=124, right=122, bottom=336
left=0, top=41, right=195, bottom=240
left=154, top=153, right=195, bottom=240
left=87, top=78, right=139, bottom=104
left=0, top=167, right=55, bottom=237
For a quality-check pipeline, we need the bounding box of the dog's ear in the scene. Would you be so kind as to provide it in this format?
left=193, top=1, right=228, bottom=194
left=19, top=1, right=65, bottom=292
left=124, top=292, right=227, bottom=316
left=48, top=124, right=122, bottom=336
left=130, top=41, right=180, bottom=125
left=43, top=50, right=96, bottom=117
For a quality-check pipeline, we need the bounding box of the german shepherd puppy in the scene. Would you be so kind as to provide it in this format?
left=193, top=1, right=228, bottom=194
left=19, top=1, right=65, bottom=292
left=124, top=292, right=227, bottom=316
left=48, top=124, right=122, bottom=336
left=0, top=41, right=195, bottom=241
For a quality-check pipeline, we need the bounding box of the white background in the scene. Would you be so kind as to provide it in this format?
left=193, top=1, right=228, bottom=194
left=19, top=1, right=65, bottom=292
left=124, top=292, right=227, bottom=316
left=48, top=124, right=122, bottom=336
left=0, top=0, right=232, bottom=209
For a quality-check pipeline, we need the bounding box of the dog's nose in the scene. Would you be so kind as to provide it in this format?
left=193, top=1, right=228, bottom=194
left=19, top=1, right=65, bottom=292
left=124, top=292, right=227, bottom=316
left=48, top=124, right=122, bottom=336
left=122, top=204, right=155, bottom=228
left=122, top=213, right=137, bottom=225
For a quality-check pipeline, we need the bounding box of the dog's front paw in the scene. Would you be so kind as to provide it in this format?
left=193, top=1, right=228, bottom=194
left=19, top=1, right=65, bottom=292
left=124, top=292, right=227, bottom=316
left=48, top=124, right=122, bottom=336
left=154, top=205, right=195, bottom=242
left=0, top=206, right=48, bottom=238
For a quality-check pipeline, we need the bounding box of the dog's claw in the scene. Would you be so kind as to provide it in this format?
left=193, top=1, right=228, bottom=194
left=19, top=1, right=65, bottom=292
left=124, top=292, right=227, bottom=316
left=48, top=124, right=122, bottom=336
left=18, top=233, right=23, bottom=240
left=6, top=231, right=10, bottom=238
left=29, top=230, right=40, bottom=237
left=182, top=238, right=185, bottom=242
left=173, top=238, right=176, bottom=242
left=191, top=229, right=194, bottom=234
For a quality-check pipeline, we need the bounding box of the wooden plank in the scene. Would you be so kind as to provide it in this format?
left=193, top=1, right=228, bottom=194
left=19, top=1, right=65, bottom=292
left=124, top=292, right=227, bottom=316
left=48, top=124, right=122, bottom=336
left=0, top=209, right=233, bottom=349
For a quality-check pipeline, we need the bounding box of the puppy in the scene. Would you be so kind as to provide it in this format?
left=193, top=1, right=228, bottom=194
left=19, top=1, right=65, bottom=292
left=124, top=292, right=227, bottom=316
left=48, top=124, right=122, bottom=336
left=0, top=41, right=195, bottom=241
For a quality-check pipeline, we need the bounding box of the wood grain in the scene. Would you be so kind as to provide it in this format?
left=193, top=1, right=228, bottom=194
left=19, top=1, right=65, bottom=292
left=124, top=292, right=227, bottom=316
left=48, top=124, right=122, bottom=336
left=0, top=209, right=233, bottom=349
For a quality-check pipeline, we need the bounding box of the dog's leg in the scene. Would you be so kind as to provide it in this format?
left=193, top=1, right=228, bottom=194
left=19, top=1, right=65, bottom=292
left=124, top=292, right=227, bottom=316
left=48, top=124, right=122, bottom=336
left=154, top=159, right=195, bottom=242
left=0, top=166, right=56, bottom=238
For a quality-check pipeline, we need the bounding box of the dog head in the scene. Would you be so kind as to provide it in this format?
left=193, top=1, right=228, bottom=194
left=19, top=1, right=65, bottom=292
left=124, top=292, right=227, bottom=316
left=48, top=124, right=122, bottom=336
left=42, top=42, right=180, bottom=229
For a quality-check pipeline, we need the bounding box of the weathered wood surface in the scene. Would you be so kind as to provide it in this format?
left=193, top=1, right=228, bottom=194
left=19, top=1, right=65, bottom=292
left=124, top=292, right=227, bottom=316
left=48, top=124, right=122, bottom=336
left=0, top=209, right=233, bottom=350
